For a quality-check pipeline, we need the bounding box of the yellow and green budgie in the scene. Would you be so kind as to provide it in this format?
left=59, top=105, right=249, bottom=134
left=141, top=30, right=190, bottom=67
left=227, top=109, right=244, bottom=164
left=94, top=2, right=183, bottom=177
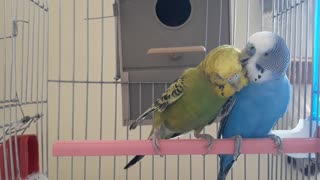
left=124, top=45, right=249, bottom=169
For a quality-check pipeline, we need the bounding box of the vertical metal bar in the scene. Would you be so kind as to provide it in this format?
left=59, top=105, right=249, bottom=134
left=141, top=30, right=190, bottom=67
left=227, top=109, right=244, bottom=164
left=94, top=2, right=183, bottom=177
left=8, top=107, right=15, bottom=180
left=2, top=110, right=9, bottom=180
left=218, top=0, right=223, bottom=46
left=246, top=0, right=250, bottom=40
left=113, top=0, right=119, bottom=180
left=41, top=0, right=46, bottom=173
left=56, top=0, right=62, bottom=178
left=232, top=0, right=237, bottom=46
left=9, top=1, right=14, bottom=101
left=20, top=0, right=26, bottom=102
left=164, top=83, right=168, bottom=180
left=178, top=145, right=180, bottom=180
left=36, top=0, right=41, bottom=138
left=151, top=83, right=155, bottom=180
left=2, top=0, right=7, bottom=102
left=304, top=0, right=309, bottom=120
left=113, top=80, right=118, bottom=180
left=98, top=0, right=104, bottom=179
left=31, top=0, right=36, bottom=101
left=12, top=1, right=21, bottom=179
left=139, top=83, right=142, bottom=180
left=46, top=0, right=50, bottom=176
left=204, top=0, right=209, bottom=53
left=273, top=0, right=276, bottom=33
left=125, top=94, right=129, bottom=180
left=189, top=133, right=192, bottom=180
left=292, top=0, right=302, bottom=173
left=13, top=2, right=21, bottom=174
left=25, top=0, right=31, bottom=102
left=261, top=0, right=264, bottom=30
left=71, top=0, right=76, bottom=179
left=313, top=0, right=319, bottom=178
left=10, top=0, right=18, bottom=178
left=84, top=0, right=90, bottom=179
left=291, top=0, right=297, bottom=128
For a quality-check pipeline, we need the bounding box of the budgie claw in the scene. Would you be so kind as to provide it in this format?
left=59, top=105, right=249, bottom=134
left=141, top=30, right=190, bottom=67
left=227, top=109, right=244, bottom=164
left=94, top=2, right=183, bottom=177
left=233, top=135, right=243, bottom=160
left=152, top=129, right=162, bottom=156
left=194, top=132, right=214, bottom=155
left=268, top=134, right=283, bottom=154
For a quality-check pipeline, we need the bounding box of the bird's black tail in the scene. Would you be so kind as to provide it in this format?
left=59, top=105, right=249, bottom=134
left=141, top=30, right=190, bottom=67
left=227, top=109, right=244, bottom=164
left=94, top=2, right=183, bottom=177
left=217, top=155, right=236, bottom=180
left=124, top=155, right=145, bottom=169
left=124, top=132, right=182, bottom=169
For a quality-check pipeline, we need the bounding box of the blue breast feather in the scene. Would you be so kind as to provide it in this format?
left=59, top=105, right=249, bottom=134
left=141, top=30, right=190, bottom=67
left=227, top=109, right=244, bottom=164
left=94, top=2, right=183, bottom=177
left=222, top=75, right=291, bottom=138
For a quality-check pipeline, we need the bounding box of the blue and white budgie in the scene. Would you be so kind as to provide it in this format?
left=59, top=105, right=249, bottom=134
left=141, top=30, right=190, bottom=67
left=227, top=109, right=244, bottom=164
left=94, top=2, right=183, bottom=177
left=217, top=31, right=291, bottom=180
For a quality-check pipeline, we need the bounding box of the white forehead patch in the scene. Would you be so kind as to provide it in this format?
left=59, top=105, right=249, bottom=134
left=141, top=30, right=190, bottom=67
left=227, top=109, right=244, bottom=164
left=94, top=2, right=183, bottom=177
left=248, top=31, right=276, bottom=54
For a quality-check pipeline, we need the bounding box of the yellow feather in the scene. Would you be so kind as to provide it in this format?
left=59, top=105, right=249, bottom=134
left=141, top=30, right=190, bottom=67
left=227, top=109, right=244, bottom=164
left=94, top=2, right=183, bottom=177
left=198, top=45, right=248, bottom=97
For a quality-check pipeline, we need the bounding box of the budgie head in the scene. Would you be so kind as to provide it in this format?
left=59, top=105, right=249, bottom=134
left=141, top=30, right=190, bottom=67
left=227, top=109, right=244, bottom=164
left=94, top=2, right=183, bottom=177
left=199, top=45, right=248, bottom=97
left=240, top=31, right=290, bottom=83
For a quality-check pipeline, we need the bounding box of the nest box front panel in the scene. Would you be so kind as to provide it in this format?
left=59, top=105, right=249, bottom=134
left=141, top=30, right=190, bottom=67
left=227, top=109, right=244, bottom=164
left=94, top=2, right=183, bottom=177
left=119, top=0, right=230, bottom=71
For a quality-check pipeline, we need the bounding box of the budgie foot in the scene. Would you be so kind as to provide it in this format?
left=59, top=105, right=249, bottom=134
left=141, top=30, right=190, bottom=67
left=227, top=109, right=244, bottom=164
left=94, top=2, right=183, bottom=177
left=152, top=129, right=162, bottom=156
left=233, top=135, right=243, bottom=160
left=268, top=134, right=283, bottom=154
left=194, top=131, right=214, bottom=155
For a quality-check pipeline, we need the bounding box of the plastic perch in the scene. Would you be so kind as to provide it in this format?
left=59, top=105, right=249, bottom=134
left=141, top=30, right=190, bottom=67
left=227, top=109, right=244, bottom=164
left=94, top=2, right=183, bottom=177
left=52, top=138, right=320, bottom=157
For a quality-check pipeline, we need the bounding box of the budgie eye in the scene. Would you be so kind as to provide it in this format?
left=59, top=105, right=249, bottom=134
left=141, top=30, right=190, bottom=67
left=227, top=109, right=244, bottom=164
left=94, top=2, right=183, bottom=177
left=264, top=52, right=269, bottom=56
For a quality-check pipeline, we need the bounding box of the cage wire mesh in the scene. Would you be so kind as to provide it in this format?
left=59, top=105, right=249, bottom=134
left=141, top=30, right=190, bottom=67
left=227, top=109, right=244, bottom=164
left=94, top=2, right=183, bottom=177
left=0, top=0, right=49, bottom=179
left=0, top=0, right=319, bottom=180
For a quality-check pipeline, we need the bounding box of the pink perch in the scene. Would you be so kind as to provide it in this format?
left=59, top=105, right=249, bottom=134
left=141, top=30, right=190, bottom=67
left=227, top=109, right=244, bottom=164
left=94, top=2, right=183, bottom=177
left=52, top=138, right=320, bottom=156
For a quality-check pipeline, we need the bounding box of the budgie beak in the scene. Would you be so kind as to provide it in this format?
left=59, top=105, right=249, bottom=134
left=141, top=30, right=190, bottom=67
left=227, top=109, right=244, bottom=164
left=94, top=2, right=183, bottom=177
left=230, top=81, right=241, bottom=92
left=239, top=49, right=251, bottom=65
left=228, top=73, right=242, bottom=91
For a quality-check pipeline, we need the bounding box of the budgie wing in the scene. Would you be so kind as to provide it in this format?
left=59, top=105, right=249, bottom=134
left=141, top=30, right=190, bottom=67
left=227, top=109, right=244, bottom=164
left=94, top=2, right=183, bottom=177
left=129, top=75, right=186, bottom=130
left=216, top=96, right=236, bottom=138
left=208, top=96, right=236, bottom=125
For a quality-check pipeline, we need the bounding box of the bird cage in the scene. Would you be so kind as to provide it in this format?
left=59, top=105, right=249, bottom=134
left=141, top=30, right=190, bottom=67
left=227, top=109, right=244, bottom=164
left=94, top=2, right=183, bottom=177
left=1, top=0, right=320, bottom=180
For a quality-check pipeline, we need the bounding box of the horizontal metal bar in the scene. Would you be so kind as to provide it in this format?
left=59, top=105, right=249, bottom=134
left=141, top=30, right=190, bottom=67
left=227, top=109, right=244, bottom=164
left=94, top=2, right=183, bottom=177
left=0, top=35, right=16, bottom=40
left=84, top=15, right=114, bottom=20
left=52, top=138, right=320, bottom=156
left=0, top=99, right=18, bottom=104
left=273, top=0, right=305, bottom=18
left=0, top=100, right=47, bottom=110
left=48, top=80, right=171, bottom=84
